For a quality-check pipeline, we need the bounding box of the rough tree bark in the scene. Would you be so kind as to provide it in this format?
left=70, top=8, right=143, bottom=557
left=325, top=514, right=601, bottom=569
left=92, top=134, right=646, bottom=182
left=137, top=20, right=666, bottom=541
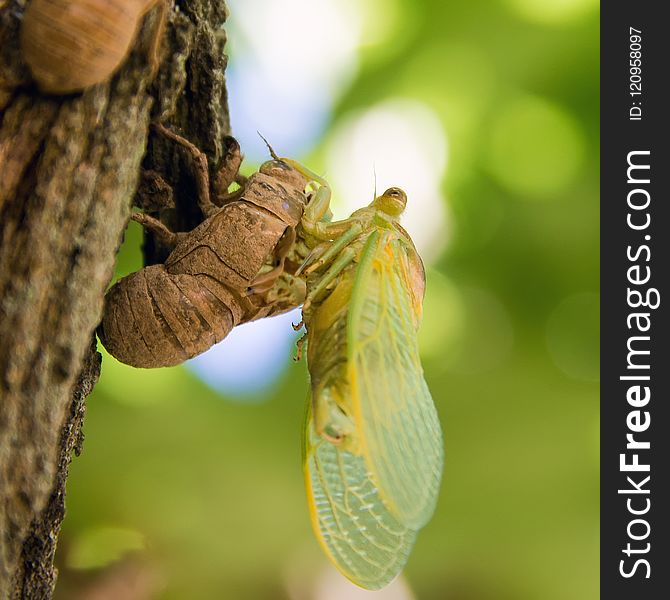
left=0, top=1, right=229, bottom=597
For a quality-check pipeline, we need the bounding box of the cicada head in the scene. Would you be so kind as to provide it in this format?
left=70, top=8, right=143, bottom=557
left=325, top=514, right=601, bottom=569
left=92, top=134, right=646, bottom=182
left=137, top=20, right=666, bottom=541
left=259, top=159, right=309, bottom=191
left=373, top=187, right=407, bottom=218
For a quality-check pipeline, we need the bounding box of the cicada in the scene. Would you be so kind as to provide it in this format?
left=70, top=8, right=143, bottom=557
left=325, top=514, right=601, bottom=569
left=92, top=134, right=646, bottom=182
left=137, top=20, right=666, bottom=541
left=279, top=156, right=444, bottom=590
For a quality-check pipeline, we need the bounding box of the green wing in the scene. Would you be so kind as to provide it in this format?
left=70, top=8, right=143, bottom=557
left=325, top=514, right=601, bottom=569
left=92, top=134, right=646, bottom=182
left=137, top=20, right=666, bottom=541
left=303, top=401, right=417, bottom=590
left=347, top=232, right=443, bottom=530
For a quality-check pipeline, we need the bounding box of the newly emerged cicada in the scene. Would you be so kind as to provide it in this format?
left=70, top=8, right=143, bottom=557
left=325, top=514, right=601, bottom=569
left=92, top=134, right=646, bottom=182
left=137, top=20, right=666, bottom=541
left=279, top=156, right=444, bottom=589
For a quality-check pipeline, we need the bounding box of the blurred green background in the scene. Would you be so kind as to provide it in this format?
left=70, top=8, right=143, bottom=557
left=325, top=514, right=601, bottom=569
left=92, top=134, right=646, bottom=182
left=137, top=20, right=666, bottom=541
left=56, top=0, right=599, bottom=598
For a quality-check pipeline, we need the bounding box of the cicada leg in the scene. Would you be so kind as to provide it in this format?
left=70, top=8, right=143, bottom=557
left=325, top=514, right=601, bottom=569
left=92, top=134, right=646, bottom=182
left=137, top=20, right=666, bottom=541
left=131, top=212, right=183, bottom=248
left=294, top=332, right=307, bottom=362
left=294, top=241, right=329, bottom=277
left=152, top=123, right=220, bottom=218
left=297, top=222, right=363, bottom=276
left=246, top=268, right=280, bottom=296
left=303, top=245, right=359, bottom=311
left=247, top=227, right=296, bottom=295
left=214, top=136, right=247, bottom=206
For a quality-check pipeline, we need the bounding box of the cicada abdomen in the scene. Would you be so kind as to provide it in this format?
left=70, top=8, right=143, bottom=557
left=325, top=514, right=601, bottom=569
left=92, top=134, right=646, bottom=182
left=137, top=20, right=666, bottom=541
left=99, top=264, right=244, bottom=368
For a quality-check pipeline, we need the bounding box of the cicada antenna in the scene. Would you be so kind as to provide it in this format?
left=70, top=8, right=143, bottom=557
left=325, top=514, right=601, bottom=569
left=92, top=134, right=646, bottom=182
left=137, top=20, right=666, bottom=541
left=257, top=131, right=280, bottom=160
left=373, top=163, right=378, bottom=201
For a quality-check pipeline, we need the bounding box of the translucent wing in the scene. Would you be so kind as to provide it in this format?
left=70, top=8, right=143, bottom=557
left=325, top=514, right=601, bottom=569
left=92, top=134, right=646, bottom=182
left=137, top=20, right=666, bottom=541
left=303, top=401, right=417, bottom=590
left=347, top=232, right=443, bottom=529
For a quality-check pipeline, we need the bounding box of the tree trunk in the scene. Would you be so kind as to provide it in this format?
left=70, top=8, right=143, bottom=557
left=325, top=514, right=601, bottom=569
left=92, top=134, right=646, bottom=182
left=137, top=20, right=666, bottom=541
left=0, top=1, right=229, bottom=597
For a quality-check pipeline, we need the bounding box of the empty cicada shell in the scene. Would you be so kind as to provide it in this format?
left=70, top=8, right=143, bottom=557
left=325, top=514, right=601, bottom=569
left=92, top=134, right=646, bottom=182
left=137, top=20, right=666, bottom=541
left=98, top=127, right=309, bottom=368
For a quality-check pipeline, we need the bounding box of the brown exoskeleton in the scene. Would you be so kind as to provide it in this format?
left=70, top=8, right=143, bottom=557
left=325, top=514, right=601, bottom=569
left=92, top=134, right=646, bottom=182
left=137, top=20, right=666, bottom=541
left=20, top=0, right=168, bottom=94
left=98, top=125, right=309, bottom=368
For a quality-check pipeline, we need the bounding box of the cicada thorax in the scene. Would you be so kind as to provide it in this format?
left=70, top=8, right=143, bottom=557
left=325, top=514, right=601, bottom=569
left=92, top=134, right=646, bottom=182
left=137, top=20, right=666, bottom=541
left=98, top=166, right=309, bottom=368
left=164, top=199, right=290, bottom=305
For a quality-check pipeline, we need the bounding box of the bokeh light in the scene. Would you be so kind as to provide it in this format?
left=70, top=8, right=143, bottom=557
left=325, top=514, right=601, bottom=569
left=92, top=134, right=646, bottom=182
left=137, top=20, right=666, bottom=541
left=441, top=286, right=515, bottom=375
left=187, top=309, right=302, bottom=397
left=502, top=0, right=599, bottom=24
left=485, top=94, right=586, bottom=199
left=419, top=269, right=466, bottom=363
left=325, top=98, right=449, bottom=261
left=227, top=0, right=363, bottom=160
left=394, top=40, right=496, bottom=168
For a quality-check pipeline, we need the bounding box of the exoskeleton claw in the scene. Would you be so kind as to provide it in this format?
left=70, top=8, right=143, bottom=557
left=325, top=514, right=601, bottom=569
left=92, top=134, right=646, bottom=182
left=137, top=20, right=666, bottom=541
left=131, top=212, right=182, bottom=247
left=294, top=332, right=307, bottom=362
left=151, top=123, right=218, bottom=218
